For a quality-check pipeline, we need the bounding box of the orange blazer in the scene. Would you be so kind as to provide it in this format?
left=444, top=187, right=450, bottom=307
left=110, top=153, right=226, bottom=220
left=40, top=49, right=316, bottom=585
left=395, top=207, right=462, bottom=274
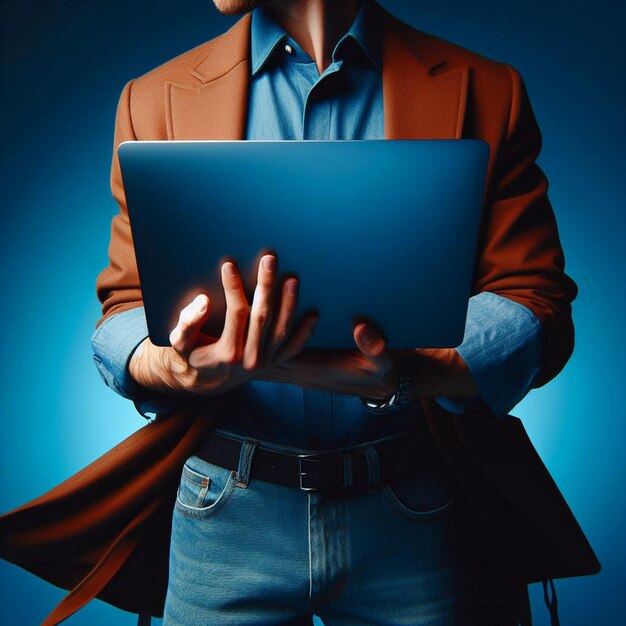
left=0, top=5, right=599, bottom=625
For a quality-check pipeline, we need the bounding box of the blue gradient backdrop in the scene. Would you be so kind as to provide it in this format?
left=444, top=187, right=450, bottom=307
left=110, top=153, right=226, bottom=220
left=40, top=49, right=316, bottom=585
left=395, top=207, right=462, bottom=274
left=1, top=1, right=624, bottom=624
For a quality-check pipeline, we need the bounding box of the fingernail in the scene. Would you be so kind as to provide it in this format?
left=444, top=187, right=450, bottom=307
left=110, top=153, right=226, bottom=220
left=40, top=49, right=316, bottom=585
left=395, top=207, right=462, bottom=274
left=361, top=326, right=373, bottom=343
left=224, top=262, right=237, bottom=276
left=195, top=296, right=207, bottom=313
left=286, top=279, right=298, bottom=296
left=310, top=317, right=319, bottom=331
left=262, top=255, right=276, bottom=272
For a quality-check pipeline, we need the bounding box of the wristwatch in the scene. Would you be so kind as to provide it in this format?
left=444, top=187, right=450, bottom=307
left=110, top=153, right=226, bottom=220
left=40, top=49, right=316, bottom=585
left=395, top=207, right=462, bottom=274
left=361, top=373, right=412, bottom=411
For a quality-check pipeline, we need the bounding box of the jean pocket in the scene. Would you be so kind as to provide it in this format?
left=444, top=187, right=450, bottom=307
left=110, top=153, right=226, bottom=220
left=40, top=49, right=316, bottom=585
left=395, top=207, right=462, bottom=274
left=175, top=455, right=238, bottom=519
left=381, top=472, right=456, bottom=521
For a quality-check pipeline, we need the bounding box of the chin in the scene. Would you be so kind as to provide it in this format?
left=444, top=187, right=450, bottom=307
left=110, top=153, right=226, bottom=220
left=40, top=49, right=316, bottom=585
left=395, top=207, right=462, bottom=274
left=212, top=0, right=258, bottom=15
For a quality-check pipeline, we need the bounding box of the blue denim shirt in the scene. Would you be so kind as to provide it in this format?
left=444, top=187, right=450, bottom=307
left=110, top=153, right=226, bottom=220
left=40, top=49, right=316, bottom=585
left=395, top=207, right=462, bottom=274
left=91, top=0, right=542, bottom=448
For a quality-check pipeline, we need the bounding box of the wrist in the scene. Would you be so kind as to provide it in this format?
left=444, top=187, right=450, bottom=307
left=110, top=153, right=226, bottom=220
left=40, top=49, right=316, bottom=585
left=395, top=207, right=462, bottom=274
left=128, top=339, right=147, bottom=384
left=130, top=339, right=175, bottom=392
left=361, top=373, right=412, bottom=410
left=407, top=348, right=478, bottom=397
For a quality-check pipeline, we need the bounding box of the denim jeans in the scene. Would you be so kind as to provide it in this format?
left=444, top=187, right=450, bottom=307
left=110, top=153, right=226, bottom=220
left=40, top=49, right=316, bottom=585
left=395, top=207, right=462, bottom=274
left=162, top=433, right=475, bottom=625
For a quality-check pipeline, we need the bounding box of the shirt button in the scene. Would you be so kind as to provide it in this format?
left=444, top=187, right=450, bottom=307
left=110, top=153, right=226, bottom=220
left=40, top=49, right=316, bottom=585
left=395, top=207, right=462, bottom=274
left=285, top=44, right=293, bottom=55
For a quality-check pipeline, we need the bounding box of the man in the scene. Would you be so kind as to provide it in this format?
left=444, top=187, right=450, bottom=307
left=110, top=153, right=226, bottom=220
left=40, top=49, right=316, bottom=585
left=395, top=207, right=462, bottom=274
left=0, top=0, right=599, bottom=624
left=92, top=0, right=571, bottom=622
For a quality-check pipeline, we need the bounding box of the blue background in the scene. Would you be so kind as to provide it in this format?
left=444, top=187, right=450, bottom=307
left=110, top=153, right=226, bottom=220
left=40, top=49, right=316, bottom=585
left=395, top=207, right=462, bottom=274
left=1, top=1, right=624, bottom=624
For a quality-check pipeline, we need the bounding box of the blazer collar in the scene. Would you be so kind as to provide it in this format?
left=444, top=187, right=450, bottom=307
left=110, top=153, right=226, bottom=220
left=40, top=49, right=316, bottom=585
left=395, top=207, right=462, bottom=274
left=166, top=4, right=468, bottom=140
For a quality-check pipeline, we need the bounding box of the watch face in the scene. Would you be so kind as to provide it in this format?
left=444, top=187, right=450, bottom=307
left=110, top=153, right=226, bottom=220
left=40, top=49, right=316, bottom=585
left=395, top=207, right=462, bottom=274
left=361, top=373, right=413, bottom=412
left=361, top=390, right=398, bottom=411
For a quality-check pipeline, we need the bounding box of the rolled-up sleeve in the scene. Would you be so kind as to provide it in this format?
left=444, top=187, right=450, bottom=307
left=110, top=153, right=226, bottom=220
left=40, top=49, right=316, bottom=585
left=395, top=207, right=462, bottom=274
left=91, top=307, right=177, bottom=418
left=435, top=291, right=542, bottom=417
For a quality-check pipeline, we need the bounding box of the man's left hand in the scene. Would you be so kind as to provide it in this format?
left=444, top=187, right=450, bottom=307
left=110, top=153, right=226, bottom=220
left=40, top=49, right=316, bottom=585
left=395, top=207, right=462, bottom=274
left=256, top=322, right=479, bottom=401
left=258, top=322, right=400, bottom=399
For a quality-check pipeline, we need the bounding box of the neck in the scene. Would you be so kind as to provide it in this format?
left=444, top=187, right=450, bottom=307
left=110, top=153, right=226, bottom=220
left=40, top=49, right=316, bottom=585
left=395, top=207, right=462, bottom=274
left=263, top=0, right=361, bottom=74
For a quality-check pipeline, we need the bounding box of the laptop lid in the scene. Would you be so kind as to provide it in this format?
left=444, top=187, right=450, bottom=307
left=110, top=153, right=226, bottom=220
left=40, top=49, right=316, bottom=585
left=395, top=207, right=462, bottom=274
left=118, top=139, right=489, bottom=349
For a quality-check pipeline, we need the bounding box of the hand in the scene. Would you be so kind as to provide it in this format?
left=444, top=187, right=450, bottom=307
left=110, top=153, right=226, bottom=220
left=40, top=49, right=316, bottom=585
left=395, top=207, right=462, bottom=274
left=257, top=322, right=400, bottom=400
left=258, top=323, right=479, bottom=400
left=129, top=254, right=319, bottom=397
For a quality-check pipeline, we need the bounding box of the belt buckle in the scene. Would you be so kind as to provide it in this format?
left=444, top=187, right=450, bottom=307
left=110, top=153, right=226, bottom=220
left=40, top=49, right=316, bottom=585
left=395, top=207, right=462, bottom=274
left=297, top=453, right=354, bottom=492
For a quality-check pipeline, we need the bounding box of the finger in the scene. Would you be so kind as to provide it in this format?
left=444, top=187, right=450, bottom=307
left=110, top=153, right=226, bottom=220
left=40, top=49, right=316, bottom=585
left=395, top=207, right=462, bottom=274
left=243, top=254, right=277, bottom=369
left=186, top=336, right=223, bottom=370
left=217, top=261, right=250, bottom=363
left=353, top=323, right=393, bottom=371
left=268, top=277, right=299, bottom=357
left=274, top=312, right=319, bottom=363
left=169, top=294, right=211, bottom=356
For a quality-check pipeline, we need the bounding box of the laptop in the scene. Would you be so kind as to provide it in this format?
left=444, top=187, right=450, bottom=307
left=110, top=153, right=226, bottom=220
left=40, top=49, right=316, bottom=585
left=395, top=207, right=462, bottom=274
left=118, top=140, right=489, bottom=349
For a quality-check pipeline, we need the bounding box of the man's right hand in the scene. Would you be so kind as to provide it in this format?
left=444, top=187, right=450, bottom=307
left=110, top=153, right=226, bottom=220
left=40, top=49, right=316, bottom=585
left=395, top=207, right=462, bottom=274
left=129, top=254, right=318, bottom=397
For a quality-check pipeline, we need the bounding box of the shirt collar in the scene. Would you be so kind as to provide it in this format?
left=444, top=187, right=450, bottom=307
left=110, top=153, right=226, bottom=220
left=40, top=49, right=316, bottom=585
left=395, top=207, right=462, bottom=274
left=250, top=0, right=382, bottom=77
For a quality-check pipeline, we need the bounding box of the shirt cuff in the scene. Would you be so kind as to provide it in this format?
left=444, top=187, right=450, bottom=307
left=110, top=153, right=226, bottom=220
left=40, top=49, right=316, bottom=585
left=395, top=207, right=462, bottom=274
left=91, top=307, right=178, bottom=418
left=434, top=291, right=542, bottom=418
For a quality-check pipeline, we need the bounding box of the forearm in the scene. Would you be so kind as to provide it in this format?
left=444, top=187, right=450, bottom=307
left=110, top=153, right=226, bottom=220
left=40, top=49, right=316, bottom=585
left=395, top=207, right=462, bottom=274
left=256, top=346, right=478, bottom=400
left=129, top=337, right=184, bottom=393
left=257, top=352, right=397, bottom=399
left=404, top=348, right=478, bottom=399
left=258, top=291, right=540, bottom=418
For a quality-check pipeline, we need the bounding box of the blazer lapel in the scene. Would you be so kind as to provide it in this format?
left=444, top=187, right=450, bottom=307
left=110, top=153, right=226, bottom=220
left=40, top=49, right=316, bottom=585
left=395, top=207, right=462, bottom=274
left=165, top=14, right=251, bottom=140
left=381, top=8, right=469, bottom=140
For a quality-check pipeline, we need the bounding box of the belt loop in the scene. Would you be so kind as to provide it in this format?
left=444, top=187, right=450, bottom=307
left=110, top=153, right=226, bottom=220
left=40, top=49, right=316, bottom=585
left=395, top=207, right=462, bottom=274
left=235, top=439, right=258, bottom=489
left=363, top=444, right=381, bottom=492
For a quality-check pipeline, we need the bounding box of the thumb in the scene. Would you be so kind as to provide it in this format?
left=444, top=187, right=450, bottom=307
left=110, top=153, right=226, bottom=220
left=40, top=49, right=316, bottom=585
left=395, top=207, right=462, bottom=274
left=170, top=294, right=211, bottom=356
left=353, top=323, right=391, bottom=368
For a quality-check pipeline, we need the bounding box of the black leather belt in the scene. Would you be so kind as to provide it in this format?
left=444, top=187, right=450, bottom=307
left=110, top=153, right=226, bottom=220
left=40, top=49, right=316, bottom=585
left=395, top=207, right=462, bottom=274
left=193, top=427, right=446, bottom=494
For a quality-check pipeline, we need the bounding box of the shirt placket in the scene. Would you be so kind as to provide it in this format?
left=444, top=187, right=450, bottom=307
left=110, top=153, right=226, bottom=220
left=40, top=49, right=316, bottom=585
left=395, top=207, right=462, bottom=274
left=283, top=44, right=347, bottom=445
left=297, top=59, right=344, bottom=141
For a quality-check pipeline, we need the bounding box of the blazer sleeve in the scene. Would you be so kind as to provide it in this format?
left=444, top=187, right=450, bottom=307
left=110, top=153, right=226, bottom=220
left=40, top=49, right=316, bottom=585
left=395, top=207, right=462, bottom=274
left=473, top=64, right=578, bottom=388
left=95, top=79, right=143, bottom=328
